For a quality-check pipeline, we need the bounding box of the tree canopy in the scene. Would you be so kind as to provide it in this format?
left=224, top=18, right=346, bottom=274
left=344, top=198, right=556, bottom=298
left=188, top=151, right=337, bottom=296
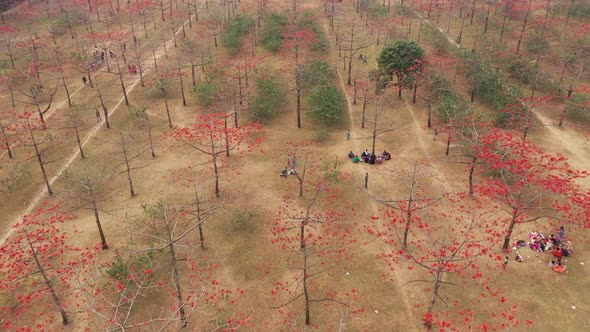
left=377, top=41, right=425, bottom=94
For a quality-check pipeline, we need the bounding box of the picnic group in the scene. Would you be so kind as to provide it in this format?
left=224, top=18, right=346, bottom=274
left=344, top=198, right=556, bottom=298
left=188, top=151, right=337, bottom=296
left=348, top=149, right=392, bottom=165
left=510, top=226, right=573, bottom=274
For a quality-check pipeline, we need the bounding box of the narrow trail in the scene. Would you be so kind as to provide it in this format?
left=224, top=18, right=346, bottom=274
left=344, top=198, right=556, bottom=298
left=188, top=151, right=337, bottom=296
left=321, top=20, right=420, bottom=329
left=0, top=4, right=204, bottom=246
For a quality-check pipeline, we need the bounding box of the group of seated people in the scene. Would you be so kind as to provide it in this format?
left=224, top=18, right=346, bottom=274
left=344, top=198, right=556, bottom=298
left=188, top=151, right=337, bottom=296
left=512, top=229, right=572, bottom=273
left=527, top=230, right=572, bottom=257
left=279, top=166, right=297, bottom=178
left=348, top=149, right=391, bottom=164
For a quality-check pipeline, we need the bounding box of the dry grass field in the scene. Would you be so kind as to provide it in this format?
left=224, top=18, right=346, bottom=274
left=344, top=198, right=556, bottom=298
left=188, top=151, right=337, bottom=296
left=0, top=0, right=589, bottom=330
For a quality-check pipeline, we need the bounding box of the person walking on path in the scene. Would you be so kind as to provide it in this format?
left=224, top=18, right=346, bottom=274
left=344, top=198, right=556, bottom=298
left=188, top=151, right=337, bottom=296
left=95, top=108, right=101, bottom=123
left=346, top=129, right=351, bottom=141
left=82, top=76, right=87, bottom=85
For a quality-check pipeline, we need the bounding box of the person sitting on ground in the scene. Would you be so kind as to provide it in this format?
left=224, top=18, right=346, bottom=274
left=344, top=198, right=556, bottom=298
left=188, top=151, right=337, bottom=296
left=515, top=252, right=524, bottom=262
left=376, top=155, right=382, bottom=164
left=348, top=151, right=355, bottom=159
left=553, top=262, right=566, bottom=273
left=548, top=260, right=557, bottom=268
left=550, top=234, right=559, bottom=245
left=562, top=241, right=572, bottom=257
left=280, top=167, right=288, bottom=178
left=369, top=154, right=376, bottom=165
left=562, top=241, right=573, bottom=256
left=513, top=240, right=526, bottom=249
left=382, top=150, right=391, bottom=160
left=544, top=238, right=553, bottom=252
left=363, top=154, right=370, bottom=163
left=529, top=239, right=541, bottom=252
left=529, top=230, right=538, bottom=241
left=352, top=155, right=360, bottom=163
left=362, top=149, right=370, bottom=158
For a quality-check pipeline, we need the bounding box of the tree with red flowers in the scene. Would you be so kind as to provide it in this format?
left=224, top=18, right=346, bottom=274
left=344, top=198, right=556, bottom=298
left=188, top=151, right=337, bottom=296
left=448, top=114, right=494, bottom=197
left=368, top=194, right=520, bottom=330
left=168, top=112, right=263, bottom=197
left=271, top=178, right=358, bottom=327
left=82, top=202, right=248, bottom=330
left=0, top=204, right=98, bottom=329
left=369, top=161, right=444, bottom=250
left=476, top=129, right=589, bottom=251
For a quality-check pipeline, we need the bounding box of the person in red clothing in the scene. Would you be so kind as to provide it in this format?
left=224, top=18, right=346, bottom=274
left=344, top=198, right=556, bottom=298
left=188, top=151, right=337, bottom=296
left=552, top=247, right=563, bottom=260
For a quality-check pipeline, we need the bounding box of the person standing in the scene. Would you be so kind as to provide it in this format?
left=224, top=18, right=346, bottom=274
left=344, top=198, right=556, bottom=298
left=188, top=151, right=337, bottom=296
left=95, top=108, right=101, bottom=123
left=346, top=129, right=351, bottom=141
left=503, top=256, right=509, bottom=270
left=558, top=226, right=565, bottom=244
left=364, top=172, right=369, bottom=189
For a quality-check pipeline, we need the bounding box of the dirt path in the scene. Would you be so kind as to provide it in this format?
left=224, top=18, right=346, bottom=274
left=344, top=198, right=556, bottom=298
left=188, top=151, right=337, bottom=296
left=0, top=4, right=205, bottom=246
left=322, top=18, right=424, bottom=330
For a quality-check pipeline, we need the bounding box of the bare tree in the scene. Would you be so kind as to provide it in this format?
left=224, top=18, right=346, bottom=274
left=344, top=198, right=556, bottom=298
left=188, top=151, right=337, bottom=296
left=63, top=160, right=120, bottom=249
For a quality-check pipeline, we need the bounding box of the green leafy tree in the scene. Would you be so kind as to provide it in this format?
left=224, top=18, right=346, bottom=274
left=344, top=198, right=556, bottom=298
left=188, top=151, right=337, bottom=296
left=221, top=15, right=254, bottom=55
left=565, top=92, right=590, bottom=123
left=260, top=13, right=287, bottom=52
left=250, top=68, right=287, bottom=121
left=193, top=80, right=218, bottom=109
left=377, top=40, right=425, bottom=98
left=302, top=60, right=334, bottom=91
left=307, top=86, right=345, bottom=125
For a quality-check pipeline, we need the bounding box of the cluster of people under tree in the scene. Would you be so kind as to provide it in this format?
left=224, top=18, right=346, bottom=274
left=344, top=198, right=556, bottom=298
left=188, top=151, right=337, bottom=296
left=280, top=153, right=298, bottom=178
left=511, top=226, right=571, bottom=273
left=89, top=44, right=137, bottom=75
left=348, top=149, right=391, bottom=165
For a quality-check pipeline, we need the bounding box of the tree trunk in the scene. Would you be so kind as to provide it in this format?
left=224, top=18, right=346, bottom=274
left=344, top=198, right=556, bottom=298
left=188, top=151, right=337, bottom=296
left=499, top=16, right=507, bottom=43
left=303, top=246, right=311, bottom=326
left=166, top=225, right=188, bottom=327
left=558, top=89, right=574, bottom=127
left=427, top=100, right=432, bottom=128
left=361, top=89, right=367, bottom=129
left=484, top=9, right=490, bottom=33
left=91, top=195, right=108, bottom=249
left=116, top=61, right=129, bottom=106
left=502, top=215, right=518, bottom=250
left=29, top=241, right=69, bottom=325
left=212, top=150, right=220, bottom=197
left=424, top=269, right=443, bottom=330
left=179, top=72, right=187, bottom=106
left=164, top=95, right=172, bottom=128
left=31, top=129, right=53, bottom=196
left=371, top=110, right=378, bottom=155
left=515, top=6, right=531, bottom=53
left=122, top=145, right=136, bottom=197
left=74, top=125, right=85, bottom=159
left=0, top=121, right=13, bottom=159
left=468, top=156, right=476, bottom=197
